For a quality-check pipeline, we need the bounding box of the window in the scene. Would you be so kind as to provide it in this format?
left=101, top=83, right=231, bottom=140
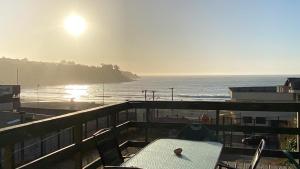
left=243, top=116, right=252, bottom=124
left=256, top=117, right=266, bottom=124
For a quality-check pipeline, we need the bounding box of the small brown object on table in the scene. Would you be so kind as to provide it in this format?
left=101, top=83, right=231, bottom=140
left=174, top=148, right=183, bottom=156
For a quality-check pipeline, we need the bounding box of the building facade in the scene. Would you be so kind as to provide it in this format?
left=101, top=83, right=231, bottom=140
left=229, top=78, right=300, bottom=127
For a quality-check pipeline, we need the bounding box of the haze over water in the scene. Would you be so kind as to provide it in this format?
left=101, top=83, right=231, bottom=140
left=21, top=75, right=298, bottom=103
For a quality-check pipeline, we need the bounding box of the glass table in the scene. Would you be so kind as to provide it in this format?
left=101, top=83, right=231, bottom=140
left=121, top=139, right=223, bottom=169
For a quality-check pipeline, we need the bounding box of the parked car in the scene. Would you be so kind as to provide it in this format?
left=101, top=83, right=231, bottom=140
left=242, top=135, right=268, bottom=145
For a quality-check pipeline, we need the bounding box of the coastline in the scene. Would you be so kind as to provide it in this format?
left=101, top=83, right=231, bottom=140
left=21, top=101, right=104, bottom=111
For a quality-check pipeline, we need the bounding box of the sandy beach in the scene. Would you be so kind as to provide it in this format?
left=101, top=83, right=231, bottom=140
left=21, top=101, right=102, bottom=111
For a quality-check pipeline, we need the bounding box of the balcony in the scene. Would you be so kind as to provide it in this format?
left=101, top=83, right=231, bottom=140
left=1, top=101, right=300, bottom=169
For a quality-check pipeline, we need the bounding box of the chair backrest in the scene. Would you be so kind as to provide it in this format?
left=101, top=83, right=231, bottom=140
left=283, top=150, right=300, bottom=169
left=249, top=139, right=265, bottom=169
left=93, top=128, right=124, bottom=166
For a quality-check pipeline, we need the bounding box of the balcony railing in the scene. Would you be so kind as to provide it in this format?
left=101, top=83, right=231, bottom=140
left=1, top=101, right=300, bottom=169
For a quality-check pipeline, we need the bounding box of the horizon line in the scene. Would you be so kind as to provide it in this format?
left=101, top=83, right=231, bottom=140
left=138, top=73, right=300, bottom=76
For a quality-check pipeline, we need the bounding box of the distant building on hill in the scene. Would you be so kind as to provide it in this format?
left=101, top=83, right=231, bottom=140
left=229, top=78, right=300, bottom=127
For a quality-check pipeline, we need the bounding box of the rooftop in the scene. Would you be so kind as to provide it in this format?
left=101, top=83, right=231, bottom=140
left=284, top=78, right=300, bottom=90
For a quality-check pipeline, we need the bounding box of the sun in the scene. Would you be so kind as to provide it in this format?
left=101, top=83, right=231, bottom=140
left=64, top=14, right=86, bottom=37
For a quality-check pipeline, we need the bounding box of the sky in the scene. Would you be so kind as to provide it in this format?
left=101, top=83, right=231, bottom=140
left=0, top=0, right=300, bottom=75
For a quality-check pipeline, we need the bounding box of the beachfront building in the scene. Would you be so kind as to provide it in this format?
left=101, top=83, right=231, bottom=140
left=278, top=78, right=300, bottom=99
left=229, top=78, right=300, bottom=127
left=0, top=85, right=21, bottom=128
left=0, top=85, right=20, bottom=111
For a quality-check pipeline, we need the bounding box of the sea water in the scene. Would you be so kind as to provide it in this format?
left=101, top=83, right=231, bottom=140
left=20, top=75, right=297, bottom=103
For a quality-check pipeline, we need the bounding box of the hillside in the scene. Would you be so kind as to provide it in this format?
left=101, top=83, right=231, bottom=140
left=0, top=58, right=138, bottom=85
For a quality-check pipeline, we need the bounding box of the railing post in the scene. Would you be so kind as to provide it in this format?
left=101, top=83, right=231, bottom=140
left=73, top=124, right=83, bottom=169
left=116, top=111, right=119, bottom=124
left=84, top=122, right=88, bottom=139
left=297, top=112, right=300, bottom=157
left=20, top=141, right=24, bottom=162
left=253, top=119, right=256, bottom=135
left=216, top=110, right=220, bottom=141
left=145, top=108, right=150, bottom=142
left=110, top=111, right=117, bottom=127
left=57, top=130, right=61, bottom=149
left=230, top=118, right=233, bottom=147
left=222, top=116, right=225, bottom=144
left=96, top=118, right=99, bottom=129
left=126, top=109, right=129, bottom=121
left=107, top=115, right=110, bottom=127
left=134, top=108, right=137, bottom=121
left=3, top=144, right=14, bottom=169
left=40, top=136, right=44, bottom=157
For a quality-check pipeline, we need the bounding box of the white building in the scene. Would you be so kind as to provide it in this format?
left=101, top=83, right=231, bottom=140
left=229, top=78, right=300, bottom=127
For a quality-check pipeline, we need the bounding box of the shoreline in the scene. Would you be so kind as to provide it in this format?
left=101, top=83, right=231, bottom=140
left=21, top=101, right=105, bottom=111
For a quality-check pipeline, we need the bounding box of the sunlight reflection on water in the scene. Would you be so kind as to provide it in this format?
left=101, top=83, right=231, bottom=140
left=64, top=85, right=88, bottom=101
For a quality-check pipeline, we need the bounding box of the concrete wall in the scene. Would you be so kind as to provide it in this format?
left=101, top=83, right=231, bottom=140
left=230, top=91, right=296, bottom=126
left=231, top=111, right=295, bottom=125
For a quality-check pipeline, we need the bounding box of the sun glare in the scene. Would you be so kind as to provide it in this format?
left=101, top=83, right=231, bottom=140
left=64, top=14, right=86, bottom=37
left=64, top=85, right=88, bottom=101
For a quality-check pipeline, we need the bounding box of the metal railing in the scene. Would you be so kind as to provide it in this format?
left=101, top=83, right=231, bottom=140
left=0, top=101, right=300, bottom=169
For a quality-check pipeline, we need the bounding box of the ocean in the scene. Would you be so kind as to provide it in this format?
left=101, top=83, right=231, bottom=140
left=20, top=75, right=298, bottom=103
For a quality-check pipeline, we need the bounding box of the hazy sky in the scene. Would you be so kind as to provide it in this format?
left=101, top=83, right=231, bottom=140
left=1, top=0, right=300, bottom=75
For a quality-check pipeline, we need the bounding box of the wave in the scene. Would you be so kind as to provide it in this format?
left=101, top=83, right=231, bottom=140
left=178, top=94, right=230, bottom=99
left=95, top=95, right=112, bottom=98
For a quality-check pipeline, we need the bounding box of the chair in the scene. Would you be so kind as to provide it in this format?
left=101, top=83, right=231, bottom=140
left=93, top=128, right=124, bottom=166
left=218, top=139, right=265, bottom=169
left=282, top=150, right=300, bottom=169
